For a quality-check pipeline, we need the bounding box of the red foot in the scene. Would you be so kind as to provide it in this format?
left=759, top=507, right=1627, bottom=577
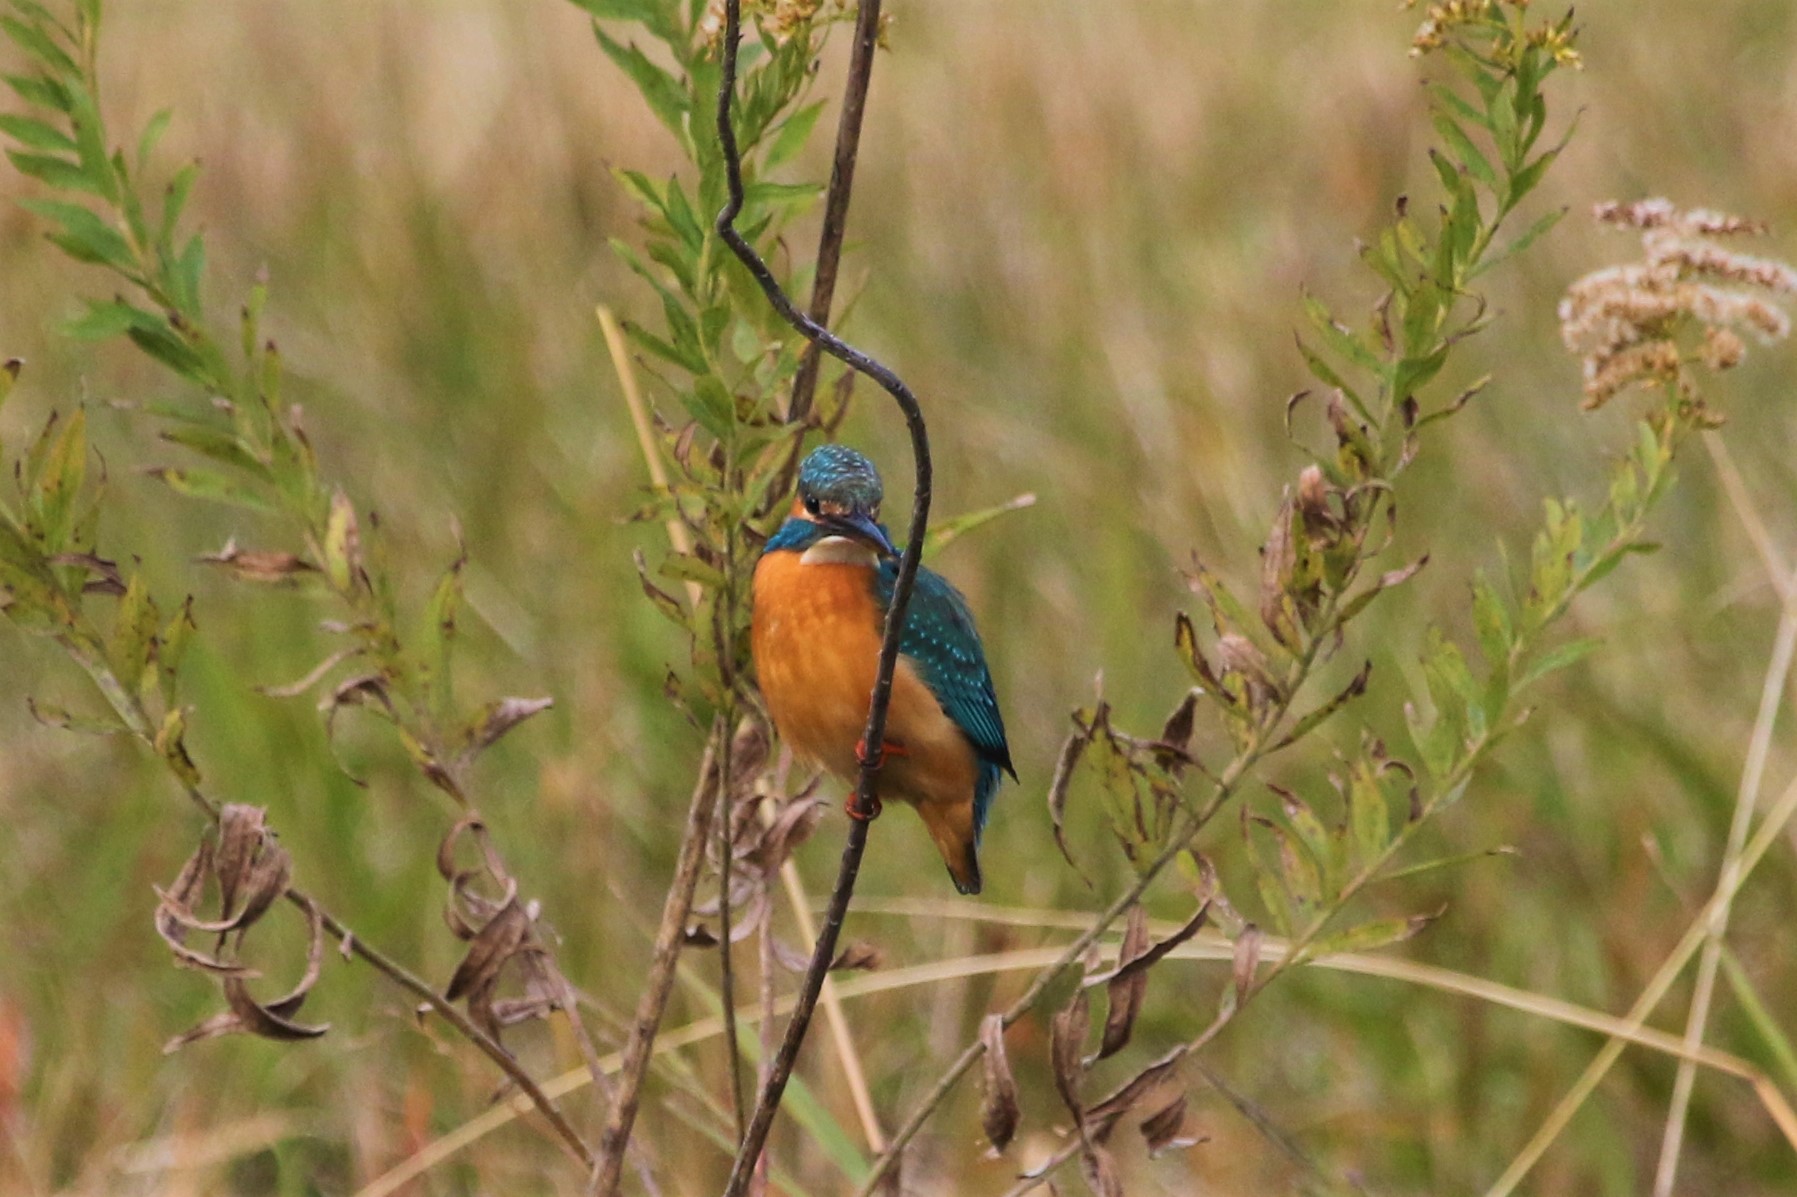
left=854, top=737, right=909, bottom=769
left=847, top=737, right=905, bottom=821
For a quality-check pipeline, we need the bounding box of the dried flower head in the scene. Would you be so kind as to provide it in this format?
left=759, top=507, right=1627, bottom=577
left=1408, top=0, right=1576, bottom=64
left=700, top=0, right=842, bottom=49
left=1559, top=199, right=1795, bottom=409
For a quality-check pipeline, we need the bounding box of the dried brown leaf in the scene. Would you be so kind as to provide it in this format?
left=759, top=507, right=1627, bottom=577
left=1089, top=899, right=1211, bottom=993
left=1049, top=988, right=1091, bottom=1126
left=48, top=552, right=124, bottom=595
left=1046, top=727, right=1093, bottom=885
left=1087, top=1045, right=1188, bottom=1139
left=828, top=940, right=883, bottom=972
left=1140, top=1093, right=1204, bottom=1157
left=978, top=1014, right=1020, bottom=1154
left=163, top=893, right=330, bottom=1051
left=1233, top=925, right=1264, bottom=1008
left=1077, top=1143, right=1125, bottom=1197
left=445, top=896, right=531, bottom=1005
left=1096, top=905, right=1149, bottom=1061
left=213, top=805, right=268, bottom=926
left=199, top=537, right=318, bottom=585
left=1259, top=493, right=1299, bottom=649
left=752, top=795, right=826, bottom=873
left=458, top=696, right=554, bottom=764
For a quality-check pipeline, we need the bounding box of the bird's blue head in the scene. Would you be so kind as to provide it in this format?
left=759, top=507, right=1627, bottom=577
left=770, top=445, right=897, bottom=559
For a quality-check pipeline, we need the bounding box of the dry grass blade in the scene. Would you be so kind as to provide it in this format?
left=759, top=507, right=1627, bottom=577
left=357, top=926, right=1797, bottom=1197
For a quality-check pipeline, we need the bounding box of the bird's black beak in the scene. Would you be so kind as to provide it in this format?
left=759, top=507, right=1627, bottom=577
left=825, top=510, right=899, bottom=559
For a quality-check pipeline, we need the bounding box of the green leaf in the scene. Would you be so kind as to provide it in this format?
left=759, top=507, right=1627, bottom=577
left=765, top=99, right=824, bottom=171
left=0, top=111, right=73, bottom=153
left=1470, top=573, right=1512, bottom=667
left=419, top=548, right=466, bottom=723
left=1472, top=205, right=1564, bottom=280
left=1432, top=112, right=1497, bottom=192
left=570, top=0, right=681, bottom=44
left=157, top=596, right=195, bottom=709
left=136, top=106, right=172, bottom=170
left=159, top=161, right=199, bottom=247
left=26, top=697, right=128, bottom=736
left=688, top=373, right=734, bottom=440
left=33, top=405, right=86, bottom=548
left=3, top=72, right=72, bottom=112
left=1277, top=788, right=1336, bottom=896
left=0, top=15, right=78, bottom=78
left=1347, top=762, right=1390, bottom=866
left=144, top=466, right=275, bottom=512
left=664, top=176, right=705, bottom=252
left=158, top=423, right=273, bottom=482
left=594, top=26, right=689, bottom=144
left=1307, top=910, right=1439, bottom=959
left=64, top=298, right=155, bottom=340
left=126, top=322, right=206, bottom=378
left=171, top=232, right=205, bottom=316
left=742, top=178, right=823, bottom=211
left=321, top=488, right=359, bottom=592
left=924, top=493, right=1037, bottom=554
left=19, top=197, right=132, bottom=271
left=7, top=148, right=99, bottom=194
left=1517, top=636, right=1602, bottom=690
left=1405, top=698, right=1457, bottom=779
left=1301, top=290, right=1383, bottom=374
left=1390, top=343, right=1449, bottom=404
left=1379, top=845, right=1515, bottom=884
left=107, top=572, right=160, bottom=692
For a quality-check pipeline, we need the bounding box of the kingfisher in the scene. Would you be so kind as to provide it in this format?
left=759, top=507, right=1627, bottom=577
left=751, top=445, right=1014, bottom=894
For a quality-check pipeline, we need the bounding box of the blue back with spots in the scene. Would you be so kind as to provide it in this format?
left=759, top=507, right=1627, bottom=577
left=873, top=560, right=1014, bottom=840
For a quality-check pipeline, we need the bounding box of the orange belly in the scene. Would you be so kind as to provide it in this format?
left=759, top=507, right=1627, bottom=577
left=751, top=551, right=981, bottom=887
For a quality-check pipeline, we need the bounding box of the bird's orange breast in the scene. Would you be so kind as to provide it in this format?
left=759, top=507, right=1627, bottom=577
left=752, top=548, right=987, bottom=892
left=752, top=553, right=977, bottom=794
left=751, top=550, right=887, bottom=780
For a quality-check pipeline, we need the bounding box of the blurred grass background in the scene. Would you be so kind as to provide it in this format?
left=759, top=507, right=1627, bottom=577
left=3, top=1, right=1797, bottom=1194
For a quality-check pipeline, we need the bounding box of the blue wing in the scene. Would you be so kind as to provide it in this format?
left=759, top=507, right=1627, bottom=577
left=873, top=560, right=1014, bottom=838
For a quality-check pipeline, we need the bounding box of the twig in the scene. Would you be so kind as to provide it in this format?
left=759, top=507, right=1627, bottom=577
left=300, top=893, right=593, bottom=1166
left=718, top=728, right=748, bottom=1143
left=715, top=0, right=932, bottom=1188
left=602, top=301, right=885, bottom=1155
left=588, top=729, right=724, bottom=1194
left=785, top=0, right=883, bottom=425
left=1652, top=450, right=1797, bottom=1194
left=58, top=633, right=600, bottom=1168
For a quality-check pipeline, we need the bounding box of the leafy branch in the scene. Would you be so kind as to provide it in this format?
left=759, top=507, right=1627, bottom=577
left=1, top=0, right=636, bottom=1172
left=854, top=5, right=1594, bottom=1190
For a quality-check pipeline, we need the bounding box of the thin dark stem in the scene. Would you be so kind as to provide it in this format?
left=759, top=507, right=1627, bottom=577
left=785, top=0, right=883, bottom=425
left=717, top=721, right=748, bottom=1143
left=588, top=728, right=724, bottom=1196
left=300, top=892, right=595, bottom=1167
left=65, top=633, right=600, bottom=1168
left=716, top=0, right=931, bottom=1189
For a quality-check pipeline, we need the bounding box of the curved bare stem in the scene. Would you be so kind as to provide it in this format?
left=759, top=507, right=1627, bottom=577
left=713, top=0, right=932, bottom=1189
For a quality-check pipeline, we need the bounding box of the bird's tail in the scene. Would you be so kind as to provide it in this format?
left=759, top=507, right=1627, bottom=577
left=919, top=802, right=982, bottom=895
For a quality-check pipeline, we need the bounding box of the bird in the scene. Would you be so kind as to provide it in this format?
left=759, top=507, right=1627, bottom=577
left=751, top=444, right=1014, bottom=894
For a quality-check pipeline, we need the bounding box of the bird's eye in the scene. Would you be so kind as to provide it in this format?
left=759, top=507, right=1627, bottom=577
left=802, top=493, right=821, bottom=516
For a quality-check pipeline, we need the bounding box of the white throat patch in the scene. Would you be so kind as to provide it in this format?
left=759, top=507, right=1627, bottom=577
left=799, top=536, right=879, bottom=567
